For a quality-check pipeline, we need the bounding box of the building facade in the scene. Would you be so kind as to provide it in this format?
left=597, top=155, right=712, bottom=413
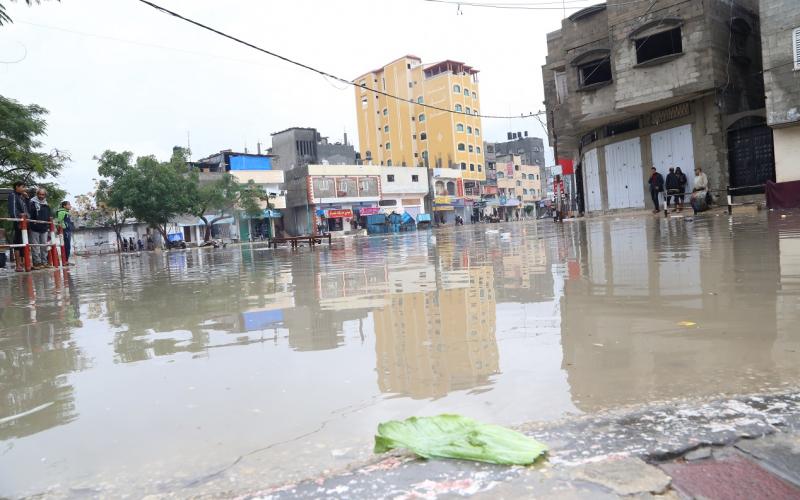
left=489, top=134, right=546, bottom=167
left=759, top=0, right=800, bottom=187
left=354, top=56, right=486, bottom=216
left=378, top=166, right=429, bottom=218
left=270, top=127, right=356, bottom=171
left=542, top=1, right=768, bottom=214
left=492, top=154, right=543, bottom=219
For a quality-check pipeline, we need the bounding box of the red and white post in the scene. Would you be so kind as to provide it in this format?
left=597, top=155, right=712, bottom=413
left=20, top=215, right=32, bottom=272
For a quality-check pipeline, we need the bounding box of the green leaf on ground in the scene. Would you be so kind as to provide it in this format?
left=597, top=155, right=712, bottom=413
left=374, top=414, right=547, bottom=465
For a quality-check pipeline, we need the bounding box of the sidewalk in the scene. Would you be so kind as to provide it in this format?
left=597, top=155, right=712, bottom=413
left=230, top=391, right=800, bottom=499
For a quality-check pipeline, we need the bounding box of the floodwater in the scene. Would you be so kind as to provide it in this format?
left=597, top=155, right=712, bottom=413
left=1, top=211, right=800, bottom=497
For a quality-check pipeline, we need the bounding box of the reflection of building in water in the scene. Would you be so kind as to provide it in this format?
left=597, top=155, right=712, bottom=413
left=0, top=273, right=85, bottom=439
left=561, top=218, right=786, bottom=411
left=773, top=216, right=800, bottom=367
left=373, top=266, right=498, bottom=399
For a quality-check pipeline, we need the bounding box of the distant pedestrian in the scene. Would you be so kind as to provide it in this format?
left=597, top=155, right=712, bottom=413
left=147, top=235, right=155, bottom=251
left=137, top=238, right=144, bottom=251
left=129, top=236, right=135, bottom=252
left=29, top=188, right=52, bottom=269
left=665, top=167, right=680, bottom=211
left=55, top=201, right=75, bottom=262
left=648, top=167, right=664, bottom=213
left=7, top=181, right=30, bottom=272
left=675, top=167, right=687, bottom=211
left=122, top=238, right=128, bottom=252
left=691, top=167, right=711, bottom=214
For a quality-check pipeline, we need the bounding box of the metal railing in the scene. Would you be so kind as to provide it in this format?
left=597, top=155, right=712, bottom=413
left=0, top=215, right=68, bottom=272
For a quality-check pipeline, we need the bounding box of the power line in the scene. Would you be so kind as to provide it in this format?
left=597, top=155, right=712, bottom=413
left=135, top=0, right=544, bottom=120
left=423, top=0, right=655, bottom=10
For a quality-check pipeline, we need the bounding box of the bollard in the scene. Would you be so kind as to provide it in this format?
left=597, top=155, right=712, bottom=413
left=50, top=218, right=63, bottom=267
left=57, top=226, right=68, bottom=266
left=21, top=216, right=32, bottom=272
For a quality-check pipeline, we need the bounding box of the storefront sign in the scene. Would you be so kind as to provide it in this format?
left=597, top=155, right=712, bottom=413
left=434, top=196, right=452, bottom=205
left=326, top=209, right=353, bottom=219
left=359, top=207, right=381, bottom=216
left=262, top=209, right=283, bottom=218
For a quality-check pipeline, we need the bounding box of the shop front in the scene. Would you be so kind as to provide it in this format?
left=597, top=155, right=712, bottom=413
left=433, top=196, right=465, bottom=225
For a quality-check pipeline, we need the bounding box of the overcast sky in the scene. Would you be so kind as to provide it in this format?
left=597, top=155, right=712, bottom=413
left=1, top=0, right=586, bottom=198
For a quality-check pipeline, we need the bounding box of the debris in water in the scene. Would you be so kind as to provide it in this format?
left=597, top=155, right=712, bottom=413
left=678, top=321, right=697, bottom=327
left=374, top=414, right=547, bottom=465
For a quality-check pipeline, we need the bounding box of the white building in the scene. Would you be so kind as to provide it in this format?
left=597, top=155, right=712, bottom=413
left=378, top=166, right=429, bottom=218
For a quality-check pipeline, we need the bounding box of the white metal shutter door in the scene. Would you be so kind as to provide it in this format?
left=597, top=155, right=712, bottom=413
left=651, top=124, right=695, bottom=193
left=605, top=138, right=643, bottom=209
left=583, top=148, right=602, bottom=212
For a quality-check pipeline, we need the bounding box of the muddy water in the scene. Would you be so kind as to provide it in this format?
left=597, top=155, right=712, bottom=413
left=1, top=212, right=799, bottom=496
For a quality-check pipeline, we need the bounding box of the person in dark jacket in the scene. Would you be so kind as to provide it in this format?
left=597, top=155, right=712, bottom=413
left=29, top=188, right=52, bottom=269
left=7, top=181, right=30, bottom=272
left=675, top=167, right=687, bottom=212
left=648, top=167, right=665, bottom=213
left=665, top=167, right=680, bottom=211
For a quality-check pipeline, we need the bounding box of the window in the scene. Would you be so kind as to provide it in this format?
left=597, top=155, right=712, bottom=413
left=497, top=171, right=505, bottom=178
left=386, top=142, right=391, bottom=150
left=458, top=143, right=466, bottom=151
left=469, top=145, right=474, bottom=152
left=478, top=164, right=482, bottom=172
left=412, top=134, right=417, bottom=139
left=412, top=174, right=419, bottom=182
left=472, top=91, right=477, bottom=99
left=417, top=96, right=424, bottom=104
left=554, top=70, right=568, bottom=104
left=360, top=80, right=367, bottom=88
left=361, top=97, right=368, bottom=109
left=515, top=165, right=520, bottom=171
left=384, top=125, right=389, bottom=132
left=467, top=126, right=473, bottom=134
left=521, top=174, right=527, bottom=180
left=387, top=160, right=393, bottom=166
left=635, top=27, right=682, bottom=64
left=455, top=104, right=463, bottom=112
left=456, top=123, right=465, bottom=132
left=453, top=84, right=461, bottom=93
left=379, top=199, right=397, bottom=207
left=476, top=146, right=481, bottom=154
left=460, top=162, right=466, bottom=170
left=578, top=58, right=612, bottom=87
left=383, top=108, right=388, bottom=115
left=387, top=174, right=395, bottom=182
left=336, top=177, right=358, bottom=198
left=446, top=181, right=456, bottom=195
left=464, top=88, right=470, bottom=96
left=418, top=114, right=425, bottom=122
left=475, top=128, right=480, bottom=136
left=794, top=27, right=800, bottom=70
left=365, top=150, right=372, bottom=160
left=408, top=82, right=413, bottom=88
left=359, top=177, right=379, bottom=196
left=470, top=164, right=475, bottom=171
left=474, top=109, right=479, bottom=115
left=517, top=180, right=522, bottom=186
left=486, top=145, right=493, bottom=153
left=420, top=132, right=427, bottom=140
left=523, top=189, right=528, bottom=195
left=466, top=107, right=471, bottom=114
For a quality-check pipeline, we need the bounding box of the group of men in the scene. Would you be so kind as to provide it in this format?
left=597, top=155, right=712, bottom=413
left=648, top=167, right=710, bottom=214
left=5, top=181, right=74, bottom=272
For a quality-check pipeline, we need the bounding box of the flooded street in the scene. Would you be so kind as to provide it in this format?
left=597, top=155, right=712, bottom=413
left=2, top=211, right=800, bottom=497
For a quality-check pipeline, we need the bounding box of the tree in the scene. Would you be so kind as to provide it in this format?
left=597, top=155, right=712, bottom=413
left=0, top=0, right=58, bottom=26
left=0, top=95, right=68, bottom=190
left=186, top=172, right=268, bottom=242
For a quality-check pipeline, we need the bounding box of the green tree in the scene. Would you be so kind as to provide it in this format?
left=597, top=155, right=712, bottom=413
left=0, top=0, right=58, bottom=26
left=186, top=172, right=267, bottom=242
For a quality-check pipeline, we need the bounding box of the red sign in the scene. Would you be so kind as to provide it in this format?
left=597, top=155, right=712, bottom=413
left=326, top=209, right=353, bottom=218
left=359, top=207, right=381, bottom=216
left=558, top=158, right=574, bottom=175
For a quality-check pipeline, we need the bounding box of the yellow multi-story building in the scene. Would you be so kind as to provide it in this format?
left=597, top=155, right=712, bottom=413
left=354, top=56, right=486, bottom=187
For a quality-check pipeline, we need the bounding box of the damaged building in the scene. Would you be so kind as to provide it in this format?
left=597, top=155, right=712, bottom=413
left=542, top=0, right=772, bottom=213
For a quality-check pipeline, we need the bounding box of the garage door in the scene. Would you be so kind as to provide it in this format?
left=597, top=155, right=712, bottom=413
left=604, top=138, right=645, bottom=210
left=651, top=124, right=695, bottom=193
left=583, top=148, right=602, bottom=212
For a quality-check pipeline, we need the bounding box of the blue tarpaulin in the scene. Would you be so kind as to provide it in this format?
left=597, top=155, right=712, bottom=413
left=229, top=155, right=272, bottom=171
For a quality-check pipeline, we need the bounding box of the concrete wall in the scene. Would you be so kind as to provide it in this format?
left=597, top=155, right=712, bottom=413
left=271, top=128, right=318, bottom=171
left=759, top=0, right=800, bottom=127
left=380, top=166, right=429, bottom=195
left=774, top=125, right=800, bottom=183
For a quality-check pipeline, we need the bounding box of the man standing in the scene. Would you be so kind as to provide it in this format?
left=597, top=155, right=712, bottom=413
left=665, top=167, right=680, bottom=212
left=648, top=167, right=665, bottom=213
left=7, top=181, right=30, bottom=272
left=28, top=188, right=52, bottom=269
left=56, top=201, right=74, bottom=263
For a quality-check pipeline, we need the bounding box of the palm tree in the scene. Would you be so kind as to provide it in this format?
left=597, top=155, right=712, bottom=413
left=1, top=1, right=59, bottom=26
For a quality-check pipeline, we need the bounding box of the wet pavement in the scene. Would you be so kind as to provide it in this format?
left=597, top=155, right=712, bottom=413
left=1, top=210, right=800, bottom=497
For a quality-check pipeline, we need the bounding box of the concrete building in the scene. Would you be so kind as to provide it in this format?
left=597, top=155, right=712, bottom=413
left=191, top=150, right=286, bottom=240
left=488, top=133, right=546, bottom=167
left=354, top=56, right=486, bottom=215
left=542, top=1, right=769, bottom=214
left=492, top=154, right=544, bottom=220
left=758, top=0, right=800, bottom=189
left=269, top=127, right=356, bottom=171
left=378, top=166, right=429, bottom=218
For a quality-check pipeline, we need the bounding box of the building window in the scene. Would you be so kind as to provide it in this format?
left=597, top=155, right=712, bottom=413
left=554, top=70, right=568, bottom=103
left=497, top=171, right=504, bottom=178
left=794, top=27, right=800, bottom=70
left=387, top=160, right=393, bottom=166
left=466, top=107, right=471, bottom=114
left=418, top=113, right=426, bottom=122
left=470, top=163, right=475, bottom=171
left=486, top=145, right=493, bottom=153
left=453, top=84, right=461, bottom=93
left=458, top=143, right=466, bottom=151
left=474, top=109, right=479, bottom=115
left=417, top=96, right=424, bottom=104
left=464, top=88, right=470, bottom=96
left=420, top=132, right=427, bottom=140
left=523, top=189, right=528, bottom=195
left=412, top=134, right=417, bottom=139
left=387, top=174, right=395, bottom=182
left=475, top=128, right=480, bottom=136
left=408, top=82, right=413, bottom=88
left=386, top=142, right=391, bottom=150
left=383, top=108, right=388, bottom=115
left=515, top=165, right=520, bottom=171
left=472, top=91, right=477, bottom=99
left=456, top=123, right=465, bottom=132
left=455, top=104, right=463, bottom=112
left=469, top=145, right=474, bottom=152
left=635, top=27, right=682, bottom=64
left=360, top=80, right=367, bottom=88
left=447, top=181, right=456, bottom=195
left=467, top=126, right=473, bottom=134
left=365, top=150, right=372, bottom=160
left=476, top=146, right=481, bottom=154
left=412, top=174, right=419, bottom=182
left=478, top=164, right=482, bottom=172
left=460, top=162, right=467, bottom=170
left=517, top=180, right=522, bottom=186
left=575, top=49, right=613, bottom=87
left=384, top=125, right=389, bottom=132
left=361, top=97, right=368, bottom=109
